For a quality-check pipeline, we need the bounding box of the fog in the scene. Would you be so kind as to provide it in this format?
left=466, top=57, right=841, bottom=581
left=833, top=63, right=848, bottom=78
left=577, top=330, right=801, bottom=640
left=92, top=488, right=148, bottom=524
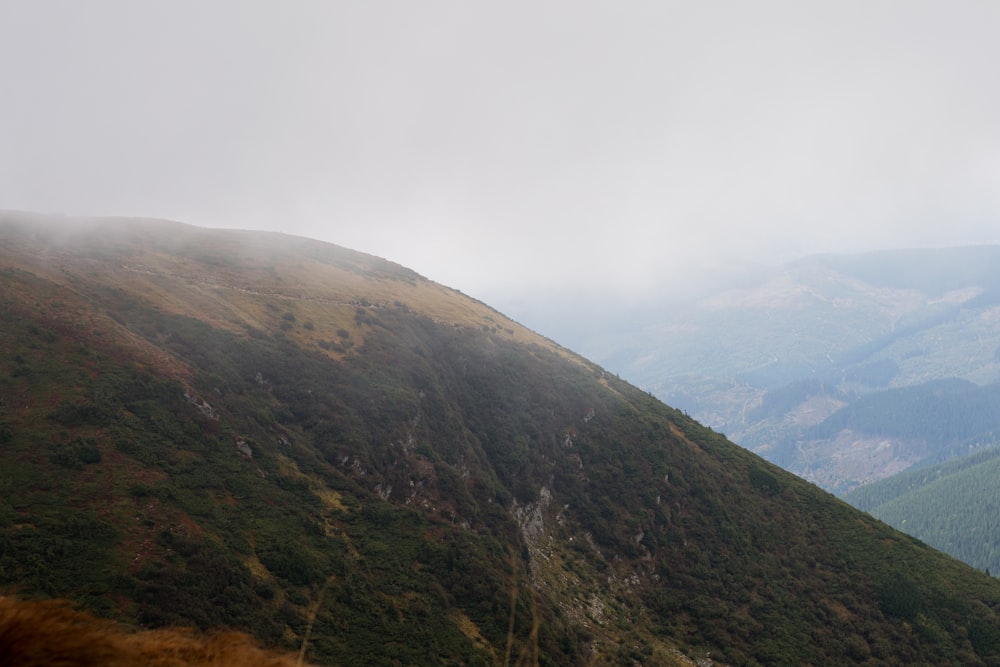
left=3, top=1, right=1000, bottom=327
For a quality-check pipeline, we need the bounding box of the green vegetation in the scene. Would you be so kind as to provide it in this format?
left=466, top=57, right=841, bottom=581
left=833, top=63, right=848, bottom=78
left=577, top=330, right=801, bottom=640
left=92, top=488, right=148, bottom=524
left=846, top=444, right=1000, bottom=574
left=805, top=379, right=1000, bottom=448
left=5, top=216, right=1000, bottom=665
left=747, top=378, right=846, bottom=422
left=760, top=378, right=1000, bottom=480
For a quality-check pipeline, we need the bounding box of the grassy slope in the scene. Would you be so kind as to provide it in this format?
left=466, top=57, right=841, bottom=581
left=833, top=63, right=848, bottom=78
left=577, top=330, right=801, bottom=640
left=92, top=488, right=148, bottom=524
left=3, top=215, right=1000, bottom=665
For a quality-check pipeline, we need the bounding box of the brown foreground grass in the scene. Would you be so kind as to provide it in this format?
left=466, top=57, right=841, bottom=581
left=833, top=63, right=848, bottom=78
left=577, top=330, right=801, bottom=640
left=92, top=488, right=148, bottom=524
left=0, top=596, right=312, bottom=667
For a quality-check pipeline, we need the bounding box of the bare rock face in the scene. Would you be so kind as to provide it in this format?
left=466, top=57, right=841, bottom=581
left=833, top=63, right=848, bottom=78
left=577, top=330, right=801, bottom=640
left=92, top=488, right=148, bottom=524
left=513, top=485, right=551, bottom=542
left=236, top=438, right=253, bottom=459
left=184, top=391, right=218, bottom=420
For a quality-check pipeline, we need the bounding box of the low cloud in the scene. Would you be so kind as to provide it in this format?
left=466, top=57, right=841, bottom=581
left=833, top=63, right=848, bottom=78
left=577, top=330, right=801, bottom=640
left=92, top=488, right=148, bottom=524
left=2, top=1, right=998, bottom=303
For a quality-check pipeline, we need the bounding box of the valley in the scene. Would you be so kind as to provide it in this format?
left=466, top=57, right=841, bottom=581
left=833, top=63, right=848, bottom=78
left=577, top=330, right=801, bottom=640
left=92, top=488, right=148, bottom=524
left=570, top=248, right=1000, bottom=492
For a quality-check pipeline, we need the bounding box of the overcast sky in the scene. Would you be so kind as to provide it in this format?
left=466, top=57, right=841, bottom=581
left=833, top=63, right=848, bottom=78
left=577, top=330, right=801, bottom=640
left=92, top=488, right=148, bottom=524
left=3, top=1, right=1000, bottom=309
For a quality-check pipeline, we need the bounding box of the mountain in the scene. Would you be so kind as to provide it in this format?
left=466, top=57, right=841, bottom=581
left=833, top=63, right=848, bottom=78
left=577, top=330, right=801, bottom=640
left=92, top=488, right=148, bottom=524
left=763, top=378, right=1000, bottom=489
left=571, top=247, right=1000, bottom=491
left=845, top=445, right=1000, bottom=575
left=5, top=213, right=1000, bottom=665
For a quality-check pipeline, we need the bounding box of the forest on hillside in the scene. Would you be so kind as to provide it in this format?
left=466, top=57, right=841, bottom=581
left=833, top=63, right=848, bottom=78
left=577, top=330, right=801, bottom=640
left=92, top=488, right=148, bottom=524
left=846, top=444, right=1000, bottom=574
left=764, top=379, right=1000, bottom=477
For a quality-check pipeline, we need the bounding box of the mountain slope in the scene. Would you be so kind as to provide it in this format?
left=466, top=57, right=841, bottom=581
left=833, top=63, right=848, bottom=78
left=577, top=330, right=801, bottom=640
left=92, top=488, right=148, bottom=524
left=759, top=378, right=1000, bottom=491
left=4, top=214, right=1000, bottom=665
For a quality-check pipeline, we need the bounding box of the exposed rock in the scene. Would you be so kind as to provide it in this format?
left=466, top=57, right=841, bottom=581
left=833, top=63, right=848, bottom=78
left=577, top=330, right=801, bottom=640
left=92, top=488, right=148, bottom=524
left=513, top=485, right=552, bottom=542
left=236, top=438, right=253, bottom=459
left=184, top=391, right=218, bottom=420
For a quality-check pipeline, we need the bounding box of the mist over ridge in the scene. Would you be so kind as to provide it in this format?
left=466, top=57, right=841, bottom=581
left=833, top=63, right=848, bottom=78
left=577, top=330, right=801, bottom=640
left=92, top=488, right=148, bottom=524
left=3, top=2, right=1000, bottom=306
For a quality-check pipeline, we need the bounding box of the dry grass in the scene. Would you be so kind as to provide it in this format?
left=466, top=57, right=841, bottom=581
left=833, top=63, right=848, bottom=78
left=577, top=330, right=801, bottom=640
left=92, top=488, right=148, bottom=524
left=0, top=595, right=313, bottom=667
left=1, top=215, right=577, bottom=367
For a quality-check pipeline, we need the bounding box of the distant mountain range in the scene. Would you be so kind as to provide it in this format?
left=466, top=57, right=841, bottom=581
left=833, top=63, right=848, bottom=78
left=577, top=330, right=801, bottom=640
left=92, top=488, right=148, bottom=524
left=4, top=213, right=1000, bottom=664
left=575, top=246, right=1000, bottom=492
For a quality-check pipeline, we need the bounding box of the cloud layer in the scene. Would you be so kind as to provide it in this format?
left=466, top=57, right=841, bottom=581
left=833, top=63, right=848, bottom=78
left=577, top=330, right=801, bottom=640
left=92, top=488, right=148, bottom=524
left=3, top=1, right=999, bottom=301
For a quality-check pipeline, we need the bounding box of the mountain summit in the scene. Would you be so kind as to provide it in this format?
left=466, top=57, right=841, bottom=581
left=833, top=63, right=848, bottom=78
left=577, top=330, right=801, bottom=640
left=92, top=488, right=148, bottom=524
left=3, top=213, right=1000, bottom=665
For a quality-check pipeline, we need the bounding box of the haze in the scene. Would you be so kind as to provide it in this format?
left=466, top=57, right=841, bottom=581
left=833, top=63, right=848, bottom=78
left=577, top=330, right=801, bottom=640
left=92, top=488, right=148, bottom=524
left=3, top=1, right=999, bottom=321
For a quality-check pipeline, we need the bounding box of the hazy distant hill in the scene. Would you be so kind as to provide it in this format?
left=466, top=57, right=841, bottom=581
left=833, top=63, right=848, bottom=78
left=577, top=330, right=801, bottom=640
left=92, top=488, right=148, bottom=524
left=574, top=246, right=1000, bottom=491
left=5, top=214, right=1000, bottom=665
left=762, top=378, right=1000, bottom=491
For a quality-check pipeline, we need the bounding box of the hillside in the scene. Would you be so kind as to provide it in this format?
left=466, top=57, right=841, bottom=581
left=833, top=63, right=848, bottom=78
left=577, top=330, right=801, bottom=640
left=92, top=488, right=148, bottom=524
left=4, top=213, right=1000, bottom=665
left=760, top=378, right=1000, bottom=492
left=569, top=247, right=1000, bottom=490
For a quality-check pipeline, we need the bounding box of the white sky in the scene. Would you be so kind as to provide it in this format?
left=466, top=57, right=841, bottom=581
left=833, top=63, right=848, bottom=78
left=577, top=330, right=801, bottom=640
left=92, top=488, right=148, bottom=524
left=3, top=1, right=1000, bottom=308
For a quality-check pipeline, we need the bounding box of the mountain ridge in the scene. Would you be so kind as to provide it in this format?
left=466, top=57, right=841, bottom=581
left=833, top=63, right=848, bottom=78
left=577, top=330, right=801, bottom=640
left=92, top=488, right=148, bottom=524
left=4, top=213, right=1000, bottom=665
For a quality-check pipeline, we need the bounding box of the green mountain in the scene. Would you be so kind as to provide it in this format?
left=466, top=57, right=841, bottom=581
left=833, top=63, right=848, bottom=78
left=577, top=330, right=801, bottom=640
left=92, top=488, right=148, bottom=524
left=5, top=213, right=1000, bottom=665
left=845, top=444, right=1000, bottom=575
left=570, top=247, right=1000, bottom=490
